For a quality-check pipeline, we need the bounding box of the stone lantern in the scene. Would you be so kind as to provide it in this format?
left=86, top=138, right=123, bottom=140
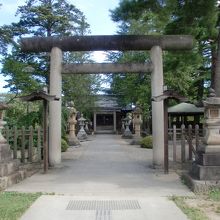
left=192, top=89, right=220, bottom=180
left=77, top=113, right=88, bottom=141
left=122, top=116, right=133, bottom=139
left=0, top=103, right=8, bottom=144
left=67, top=102, right=80, bottom=146
left=202, top=98, right=220, bottom=152
left=133, top=104, right=142, bottom=138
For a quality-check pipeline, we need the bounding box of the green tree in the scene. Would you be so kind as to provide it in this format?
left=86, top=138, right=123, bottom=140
left=1, top=0, right=91, bottom=92
left=0, top=0, right=99, bottom=127
left=109, top=0, right=219, bottom=110
left=164, top=0, right=218, bottom=100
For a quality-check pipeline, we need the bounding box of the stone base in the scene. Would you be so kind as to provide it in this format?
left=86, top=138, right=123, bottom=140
left=77, top=131, right=88, bottom=141
left=68, top=137, right=81, bottom=146
left=0, top=159, right=20, bottom=177
left=122, top=131, right=133, bottom=139
left=0, top=143, right=13, bottom=161
left=197, top=152, right=220, bottom=166
left=0, top=141, right=42, bottom=190
left=181, top=171, right=220, bottom=193
left=191, top=163, right=220, bottom=180
left=0, top=170, right=26, bottom=190
left=85, top=129, right=92, bottom=135
left=190, top=151, right=220, bottom=180
left=0, top=162, right=42, bottom=190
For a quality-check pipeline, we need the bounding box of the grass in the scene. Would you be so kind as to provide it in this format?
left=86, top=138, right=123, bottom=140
left=207, top=188, right=220, bottom=215
left=208, top=188, right=220, bottom=202
left=171, top=187, right=220, bottom=219
left=0, top=191, right=41, bottom=220
left=171, top=196, right=208, bottom=220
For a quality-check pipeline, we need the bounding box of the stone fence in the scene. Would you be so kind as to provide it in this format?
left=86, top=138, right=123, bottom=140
left=2, top=126, right=42, bottom=163
left=168, top=124, right=203, bottom=163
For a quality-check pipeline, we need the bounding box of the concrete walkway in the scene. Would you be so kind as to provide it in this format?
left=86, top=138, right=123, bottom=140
left=7, top=135, right=193, bottom=219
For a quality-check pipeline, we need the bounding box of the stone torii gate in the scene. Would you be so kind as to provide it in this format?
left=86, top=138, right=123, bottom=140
left=21, top=35, right=193, bottom=167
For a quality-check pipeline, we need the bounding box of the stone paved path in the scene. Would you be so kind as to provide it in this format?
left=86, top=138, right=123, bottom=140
left=7, top=134, right=193, bottom=219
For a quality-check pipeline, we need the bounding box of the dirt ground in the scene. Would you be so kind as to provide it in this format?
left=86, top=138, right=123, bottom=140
left=184, top=195, right=220, bottom=220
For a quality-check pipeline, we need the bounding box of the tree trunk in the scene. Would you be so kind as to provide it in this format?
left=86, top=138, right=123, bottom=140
left=214, top=31, right=220, bottom=96
left=211, top=45, right=216, bottom=90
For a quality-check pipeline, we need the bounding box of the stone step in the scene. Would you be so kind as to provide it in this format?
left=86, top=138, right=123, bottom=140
left=95, top=130, right=115, bottom=134
left=96, top=126, right=114, bottom=130
left=0, top=159, right=20, bottom=177
left=0, top=169, right=27, bottom=190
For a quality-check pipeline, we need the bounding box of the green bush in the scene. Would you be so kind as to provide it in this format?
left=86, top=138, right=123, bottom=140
left=61, top=138, right=68, bottom=152
left=140, top=135, right=153, bottom=148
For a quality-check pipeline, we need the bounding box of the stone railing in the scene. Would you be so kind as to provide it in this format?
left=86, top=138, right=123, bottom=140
left=2, top=126, right=43, bottom=163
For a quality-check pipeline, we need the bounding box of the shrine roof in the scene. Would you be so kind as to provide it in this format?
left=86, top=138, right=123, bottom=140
left=168, top=102, right=204, bottom=115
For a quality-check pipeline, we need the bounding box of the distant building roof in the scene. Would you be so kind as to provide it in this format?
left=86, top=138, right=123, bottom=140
left=168, top=102, right=204, bottom=115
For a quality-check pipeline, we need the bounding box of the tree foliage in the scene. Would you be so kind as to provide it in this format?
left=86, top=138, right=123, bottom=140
left=1, top=0, right=91, bottom=93
left=109, top=0, right=219, bottom=117
left=0, top=0, right=100, bottom=127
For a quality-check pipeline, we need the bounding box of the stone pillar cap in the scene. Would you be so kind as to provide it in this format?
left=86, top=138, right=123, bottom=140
left=133, top=105, right=142, bottom=114
left=203, top=97, right=220, bottom=106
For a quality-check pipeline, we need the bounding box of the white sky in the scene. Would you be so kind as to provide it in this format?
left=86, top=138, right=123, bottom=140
left=0, top=0, right=120, bottom=92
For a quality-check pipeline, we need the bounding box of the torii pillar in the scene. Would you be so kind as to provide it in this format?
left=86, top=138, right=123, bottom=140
left=150, top=46, right=164, bottom=167
left=49, top=47, right=62, bottom=166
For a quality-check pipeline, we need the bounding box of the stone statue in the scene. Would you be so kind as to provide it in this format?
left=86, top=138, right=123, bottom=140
left=122, top=115, right=133, bottom=139
left=130, top=104, right=143, bottom=145
left=67, top=102, right=80, bottom=146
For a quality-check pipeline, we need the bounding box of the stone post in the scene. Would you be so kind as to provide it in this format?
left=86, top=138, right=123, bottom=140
left=49, top=47, right=62, bottom=166
left=68, top=102, right=80, bottom=146
left=77, top=114, right=88, bottom=141
left=150, top=46, right=164, bottom=167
